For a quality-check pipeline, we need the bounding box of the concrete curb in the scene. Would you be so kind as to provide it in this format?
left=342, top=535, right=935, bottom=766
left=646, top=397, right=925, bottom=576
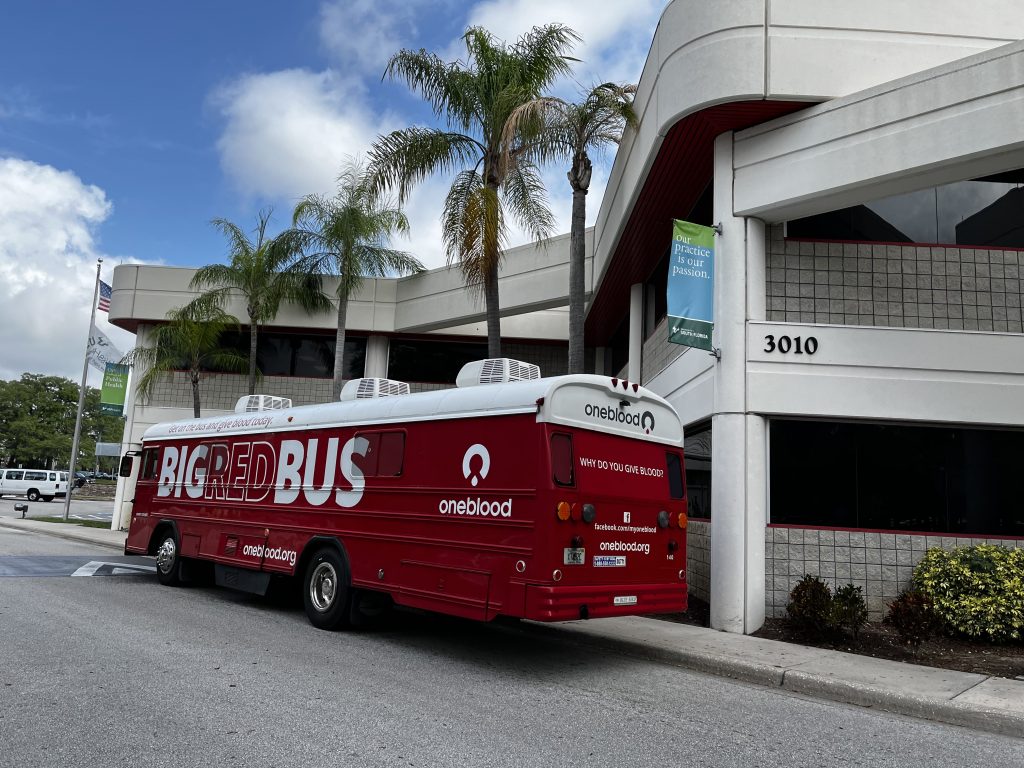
left=517, top=617, right=1024, bottom=739
left=0, top=518, right=126, bottom=552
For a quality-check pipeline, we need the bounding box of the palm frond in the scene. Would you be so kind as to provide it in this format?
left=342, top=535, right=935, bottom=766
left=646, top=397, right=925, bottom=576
left=367, top=127, right=482, bottom=201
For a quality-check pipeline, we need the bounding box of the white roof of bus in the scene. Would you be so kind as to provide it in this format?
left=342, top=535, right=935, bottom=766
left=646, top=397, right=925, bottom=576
left=142, top=374, right=683, bottom=446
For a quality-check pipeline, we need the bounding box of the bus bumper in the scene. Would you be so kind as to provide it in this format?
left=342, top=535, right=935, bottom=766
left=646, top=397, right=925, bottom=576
left=524, top=582, right=687, bottom=622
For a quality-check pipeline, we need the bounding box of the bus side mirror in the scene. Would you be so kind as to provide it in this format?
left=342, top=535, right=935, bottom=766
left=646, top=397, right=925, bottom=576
left=119, top=452, right=139, bottom=478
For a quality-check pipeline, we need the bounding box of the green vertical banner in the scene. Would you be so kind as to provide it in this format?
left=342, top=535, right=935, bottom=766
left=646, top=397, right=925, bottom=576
left=100, top=363, right=129, bottom=416
left=667, top=220, right=715, bottom=351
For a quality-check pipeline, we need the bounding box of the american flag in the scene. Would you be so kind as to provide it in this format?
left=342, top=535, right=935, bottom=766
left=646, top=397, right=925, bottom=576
left=98, top=280, right=112, bottom=312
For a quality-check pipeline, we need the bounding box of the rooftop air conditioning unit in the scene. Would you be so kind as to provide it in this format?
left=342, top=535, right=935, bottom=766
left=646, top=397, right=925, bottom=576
left=339, top=377, right=411, bottom=401
left=456, top=358, right=541, bottom=387
left=234, top=395, right=293, bottom=414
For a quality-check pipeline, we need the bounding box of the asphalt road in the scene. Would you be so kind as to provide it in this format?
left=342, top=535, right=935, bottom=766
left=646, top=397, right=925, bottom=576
left=0, top=528, right=1021, bottom=768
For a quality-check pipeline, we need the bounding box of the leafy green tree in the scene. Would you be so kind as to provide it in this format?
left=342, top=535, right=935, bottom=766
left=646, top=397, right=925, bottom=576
left=292, top=159, right=424, bottom=399
left=509, top=82, right=637, bottom=373
left=0, top=374, right=121, bottom=469
left=192, top=209, right=331, bottom=394
left=369, top=24, right=578, bottom=358
left=122, top=298, right=249, bottom=418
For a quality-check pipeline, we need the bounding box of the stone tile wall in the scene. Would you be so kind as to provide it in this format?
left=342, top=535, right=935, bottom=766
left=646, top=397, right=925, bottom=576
left=686, top=520, right=711, bottom=603
left=764, top=526, right=1024, bottom=619
left=766, top=225, right=1024, bottom=331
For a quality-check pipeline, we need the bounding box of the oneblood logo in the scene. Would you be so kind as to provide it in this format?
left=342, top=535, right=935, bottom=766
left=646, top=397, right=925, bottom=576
left=439, top=443, right=512, bottom=518
left=438, top=497, right=512, bottom=517
left=584, top=403, right=656, bottom=434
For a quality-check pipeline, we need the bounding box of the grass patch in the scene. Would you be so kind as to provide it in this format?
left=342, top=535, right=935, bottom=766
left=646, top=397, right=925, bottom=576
left=31, top=517, right=111, bottom=529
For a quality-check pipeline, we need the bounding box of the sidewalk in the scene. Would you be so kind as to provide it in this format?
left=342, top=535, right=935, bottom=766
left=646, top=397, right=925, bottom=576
left=523, top=616, right=1024, bottom=739
left=0, top=516, right=126, bottom=550
left=3, top=514, right=1021, bottom=738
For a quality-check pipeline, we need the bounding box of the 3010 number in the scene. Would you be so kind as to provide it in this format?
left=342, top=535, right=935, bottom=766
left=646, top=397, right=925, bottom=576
left=764, top=335, right=818, bottom=355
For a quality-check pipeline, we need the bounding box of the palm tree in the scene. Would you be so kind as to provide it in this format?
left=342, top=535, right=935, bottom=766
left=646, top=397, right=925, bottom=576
left=192, top=210, right=330, bottom=394
left=291, top=159, right=425, bottom=399
left=508, top=82, right=637, bottom=373
left=368, top=24, right=579, bottom=358
left=122, top=298, right=249, bottom=418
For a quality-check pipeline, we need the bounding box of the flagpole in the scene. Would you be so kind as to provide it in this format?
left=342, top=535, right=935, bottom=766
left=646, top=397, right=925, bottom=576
left=63, top=258, right=103, bottom=522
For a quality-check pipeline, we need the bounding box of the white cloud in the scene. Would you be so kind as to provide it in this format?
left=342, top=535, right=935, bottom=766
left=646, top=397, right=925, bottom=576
left=211, top=1, right=663, bottom=270
left=0, top=157, right=135, bottom=384
left=212, top=68, right=389, bottom=201
left=318, top=0, right=417, bottom=75
left=465, top=0, right=664, bottom=86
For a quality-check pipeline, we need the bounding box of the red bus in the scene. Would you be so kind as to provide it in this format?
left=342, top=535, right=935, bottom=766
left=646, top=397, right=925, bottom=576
left=123, top=360, right=688, bottom=629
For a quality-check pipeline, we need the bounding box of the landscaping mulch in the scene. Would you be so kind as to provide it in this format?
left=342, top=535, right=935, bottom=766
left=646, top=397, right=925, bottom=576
left=658, top=597, right=1024, bottom=680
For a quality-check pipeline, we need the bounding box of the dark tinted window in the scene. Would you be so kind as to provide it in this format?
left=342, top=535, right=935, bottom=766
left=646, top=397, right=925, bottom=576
left=203, top=332, right=366, bottom=379
left=356, top=432, right=405, bottom=477
left=787, top=170, right=1024, bottom=248
left=684, top=423, right=712, bottom=519
left=141, top=448, right=160, bottom=480
left=666, top=453, right=684, bottom=499
left=771, top=419, right=1024, bottom=536
left=6, top=470, right=23, bottom=481
left=388, top=339, right=487, bottom=383
left=25, top=471, right=47, bottom=481
left=551, top=433, right=574, bottom=487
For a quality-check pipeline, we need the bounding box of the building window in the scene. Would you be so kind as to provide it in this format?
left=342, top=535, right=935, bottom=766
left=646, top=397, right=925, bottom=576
left=786, top=170, right=1024, bottom=248
left=684, top=422, right=711, bottom=519
left=387, top=338, right=487, bottom=384
left=770, top=419, right=1024, bottom=536
left=204, top=332, right=367, bottom=379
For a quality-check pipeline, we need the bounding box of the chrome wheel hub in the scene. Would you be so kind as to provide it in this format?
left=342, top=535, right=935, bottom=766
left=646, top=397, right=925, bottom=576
left=155, top=538, right=176, bottom=574
left=309, top=562, right=338, bottom=612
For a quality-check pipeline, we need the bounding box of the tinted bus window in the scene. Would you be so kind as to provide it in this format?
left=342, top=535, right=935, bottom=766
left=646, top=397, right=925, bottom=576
left=356, top=432, right=405, bottom=477
left=666, top=453, right=684, bottom=499
left=551, top=433, right=574, bottom=487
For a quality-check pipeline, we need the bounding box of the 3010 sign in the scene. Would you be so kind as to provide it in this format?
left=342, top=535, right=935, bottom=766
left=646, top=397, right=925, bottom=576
left=763, top=335, right=818, bottom=355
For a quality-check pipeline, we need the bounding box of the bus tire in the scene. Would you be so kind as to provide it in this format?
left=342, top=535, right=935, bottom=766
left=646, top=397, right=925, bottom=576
left=27, top=489, right=40, bottom=502
left=302, top=547, right=351, bottom=630
left=154, top=529, right=184, bottom=587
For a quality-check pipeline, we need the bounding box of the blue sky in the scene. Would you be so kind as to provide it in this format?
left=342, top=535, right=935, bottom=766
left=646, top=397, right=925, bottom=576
left=0, top=0, right=665, bottom=382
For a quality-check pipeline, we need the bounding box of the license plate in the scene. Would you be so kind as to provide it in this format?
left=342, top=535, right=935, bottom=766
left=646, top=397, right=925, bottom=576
left=613, top=595, right=638, bottom=606
left=563, top=547, right=585, bottom=565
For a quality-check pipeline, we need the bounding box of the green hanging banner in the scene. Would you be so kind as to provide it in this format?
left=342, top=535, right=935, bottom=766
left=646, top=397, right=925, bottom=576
left=667, top=220, right=715, bottom=351
left=100, top=363, right=130, bottom=416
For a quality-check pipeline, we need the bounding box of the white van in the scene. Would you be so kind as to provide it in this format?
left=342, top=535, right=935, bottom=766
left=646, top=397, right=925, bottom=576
left=0, top=468, right=67, bottom=502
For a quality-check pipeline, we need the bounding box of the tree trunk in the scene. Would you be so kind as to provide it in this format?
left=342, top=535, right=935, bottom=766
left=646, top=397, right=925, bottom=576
left=333, top=290, right=349, bottom=400
left=248, top=320, right=259, bottom=395
left=484, top=178, right=502, bottom=359
left=568, top=163, right=589, bottom=374
left=191, top=372, right=201, bottom=418
left=484, top=263, right=501, bottom=359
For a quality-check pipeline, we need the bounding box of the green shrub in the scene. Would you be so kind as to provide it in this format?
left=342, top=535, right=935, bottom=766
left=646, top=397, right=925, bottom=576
left=831, top=583, right=868, bottom=640
left=913, top=544, right=1024, bottom=643
left=787, top=574, right=834, bottom=638
left=885, top=589, right=940, bottom=653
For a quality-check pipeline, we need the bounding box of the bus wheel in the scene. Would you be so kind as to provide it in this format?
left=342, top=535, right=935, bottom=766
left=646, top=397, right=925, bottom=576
left=27, top=489, right=40, bottom=502
left=303, top=548, right=351, bottom=630
left=154, top=530, right=183, bottom=587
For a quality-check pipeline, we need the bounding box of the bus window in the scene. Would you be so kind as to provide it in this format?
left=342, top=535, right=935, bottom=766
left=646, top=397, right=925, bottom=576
left=377, top=432, right=405, bottom=477
left=666, top=452, right=684, bottom=499
left=355, top=431, right=405, bottom=477
left=551, top=433, right=575, bottom=487
left=140, top=448, right=160, bottom=480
